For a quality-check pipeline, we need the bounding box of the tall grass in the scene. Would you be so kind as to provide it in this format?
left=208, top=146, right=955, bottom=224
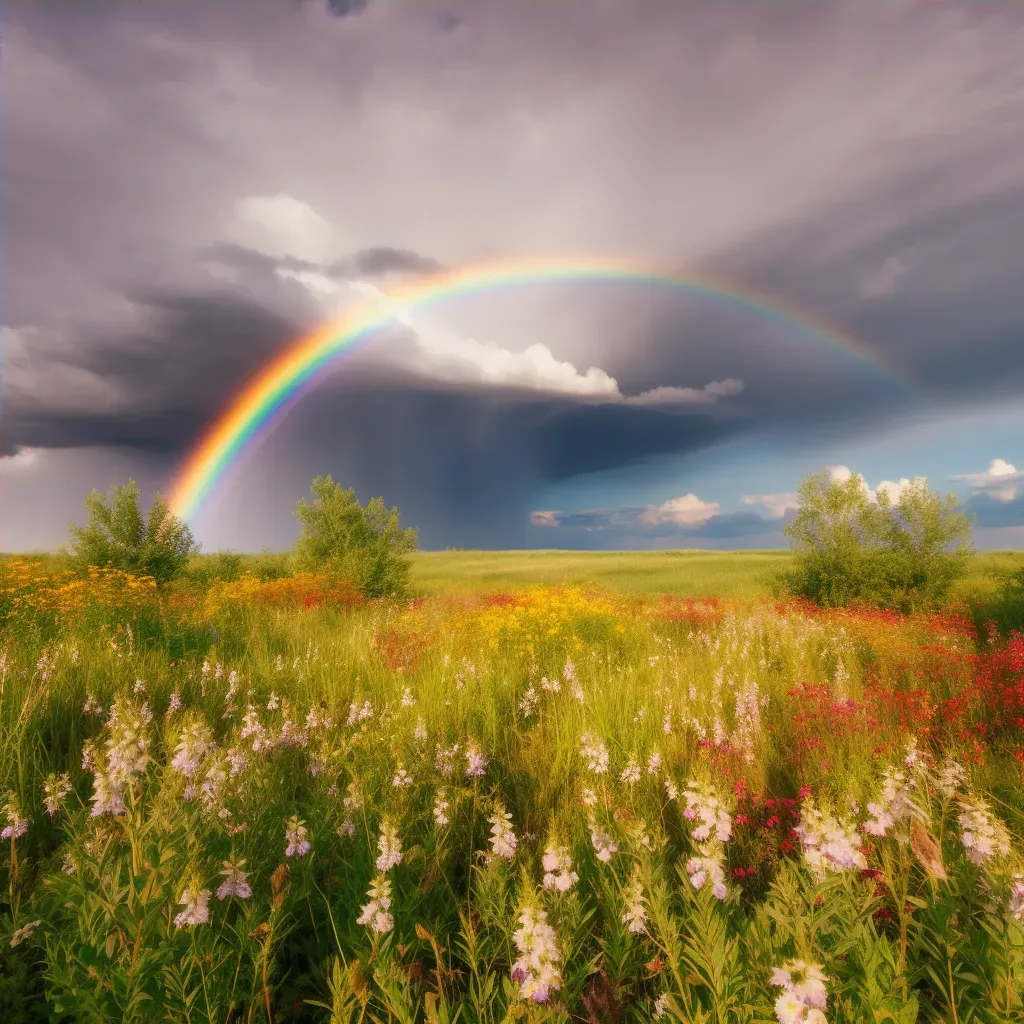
left=1, top=561, right=1023, bottom=1021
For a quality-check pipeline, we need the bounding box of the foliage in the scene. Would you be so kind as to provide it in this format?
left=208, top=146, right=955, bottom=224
left=973, top=565, right=1024, bottom=640
left=294, top=475, right=418, bottom=599
left=781, top=470, right=974, bottom=613
left=184, top=550, right=244, bottom=586
left=65, top=480, right=198, bottom=585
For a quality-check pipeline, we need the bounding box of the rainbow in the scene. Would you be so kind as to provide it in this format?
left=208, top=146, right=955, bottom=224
left=169, top=254, right=899, bottom=520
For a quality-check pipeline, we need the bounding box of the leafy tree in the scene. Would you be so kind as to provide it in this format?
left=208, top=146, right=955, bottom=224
left=781, top=470, right=973, bottom=612
left=294, top=475, right=418, bottom=598
left=66, top=480, right=198, bottom=583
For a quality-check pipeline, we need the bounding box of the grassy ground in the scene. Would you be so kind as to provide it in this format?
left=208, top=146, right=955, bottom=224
left=9, top=549, right=1023, bottom=602
left=407, top=549, right=1024, bottom=600
left=2, top=556, right=1024, bottom=1021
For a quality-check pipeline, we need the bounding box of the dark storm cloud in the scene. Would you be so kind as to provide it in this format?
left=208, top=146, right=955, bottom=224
left=330, top=247, right=443, bottom=279
left=326, top=0, right=369, bottom=18
left=5, top=1, right=1024, bottom=549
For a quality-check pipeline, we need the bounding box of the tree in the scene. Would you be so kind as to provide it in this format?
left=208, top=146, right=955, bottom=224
left=294, top=475, right=418, bottom=598
left=66, top=480, right=198, bottom=583
left=781, top=470, right=973, bottom=612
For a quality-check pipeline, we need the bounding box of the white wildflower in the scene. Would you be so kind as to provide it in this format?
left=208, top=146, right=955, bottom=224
left=619, top=756, right=641, bottom=786
left=217, top=857, right=252, bottom=901
left=511, top=907, right=563, bottom=1003
left=43, top=774, right=73, bottom=817
left=1, top=793, right=28, bottom=840
left=174, top=885, right=212, bottom=929
left=465, top=744, right=488, bottom=778
left=1009, top=875, right=1024, bottom=920
left=376, top=820, right=403, bottom=871
left=591, top=827, right=618, bottom=863
left=621, top=867, right=648, bottom=934
left=770, top=959, right=829, bottom=1022
left=580, top=733, right=609, bottom=774
left=170, top=720, right=216, bottom=778
left=682, top=780, right=733, bottom=845
left=357, top=875, right=394, bottom=933
left=937, top=760, right=967, bottom=799
left=433, top=789, right=450, bottom=827
left=958, top=798, right=1011, bottom=866
left=795, top=799, right=866, bottom=877
left=863, top=766, right=924, bottom=839
left=685, top=853, right=728, bottom=901
left=541, top=844, right=578, bottom=892
left=488, top=807, right=517, bottom=859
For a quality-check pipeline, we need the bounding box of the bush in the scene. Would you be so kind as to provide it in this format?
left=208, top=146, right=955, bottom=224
left=65, top=480, right=198, bottom=584
left=293, top=475, right=418, bottom=598
left=781, top=470, right=973, bottom=613
left=248, top=548, right=292, bottom=582
left=972, top=564, right=1024, bottom=639
left=184, top=551, right=244, bottom=586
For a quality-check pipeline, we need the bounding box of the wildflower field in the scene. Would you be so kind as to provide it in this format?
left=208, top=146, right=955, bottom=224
left=2, top=556, right=1024, bottom=1022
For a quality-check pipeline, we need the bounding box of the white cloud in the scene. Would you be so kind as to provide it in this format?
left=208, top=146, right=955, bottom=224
left=746, top=468, right=923, bottom=514
left=0, top=447, right=43, bottom=472
left=529, top=510, right=560, bottom=527
left=741, top=491, right=799, bottom=518
left=287, top=274, right=743, bottom=403
left=953, top=458, right=1023, bottom=502
left=230, top=193, right=336, bottom=263
left=637, top=493, right=720, bottom=526
left=826, top=464, right=856, bottom=484
left=528, top=492, right=721, bottom=531
left=274, top=266, right=345, bottom=300
left=874, top=477, right=917, bottom=504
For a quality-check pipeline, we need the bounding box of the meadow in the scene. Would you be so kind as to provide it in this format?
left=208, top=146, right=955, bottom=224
left=2, top=551, right=1024, bottom=1022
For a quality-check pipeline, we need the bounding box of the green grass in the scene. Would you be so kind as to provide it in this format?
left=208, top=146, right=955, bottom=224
left=408, top=549, right=792, bottom=598
left=407, top=549, right=1024, bottom=601
left=3, top=558, right=1024, bottom=1020
left=9, top=547, right=1024, bottom=602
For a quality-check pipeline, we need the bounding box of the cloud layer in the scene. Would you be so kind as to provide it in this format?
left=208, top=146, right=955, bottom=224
left=4, top=2, right=1024, bottom=549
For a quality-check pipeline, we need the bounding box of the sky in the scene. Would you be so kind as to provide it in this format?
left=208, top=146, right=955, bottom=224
left=3, top=0, right=1023, bottom=553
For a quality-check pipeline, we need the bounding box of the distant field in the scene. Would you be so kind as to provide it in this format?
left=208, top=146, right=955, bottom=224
left=409, top=548, right=1024, bottom=600
left=5, top=548, right=1024, bottom=600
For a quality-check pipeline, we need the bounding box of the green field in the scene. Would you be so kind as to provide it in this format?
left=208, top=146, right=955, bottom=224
left=407, top=549, right=1024, bottom=600
left=3, top=547, right=1024, bottom=1020
left=9, top=548, right=1024, bottom=601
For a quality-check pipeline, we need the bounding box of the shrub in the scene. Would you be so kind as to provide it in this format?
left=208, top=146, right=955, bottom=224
left=781, top=470, right=973, bottom=613
left=249, top=548, right=292, bottom=582
left=65, top=480, right=198, bottom=584
left=293, top=475, right=418, bottom=598
left=185, top=551, right=244, bottom=586
left=973, top=564, right=1024, bottom=639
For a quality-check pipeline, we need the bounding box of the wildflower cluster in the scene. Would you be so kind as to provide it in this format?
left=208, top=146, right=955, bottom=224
left=682, top=779, right=732, bottom=900
left=511, top=906, right=563, bottom=1002
left=770, top=960, right=830, bottom=1024
left=795, top=799, right=867, bottom=877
